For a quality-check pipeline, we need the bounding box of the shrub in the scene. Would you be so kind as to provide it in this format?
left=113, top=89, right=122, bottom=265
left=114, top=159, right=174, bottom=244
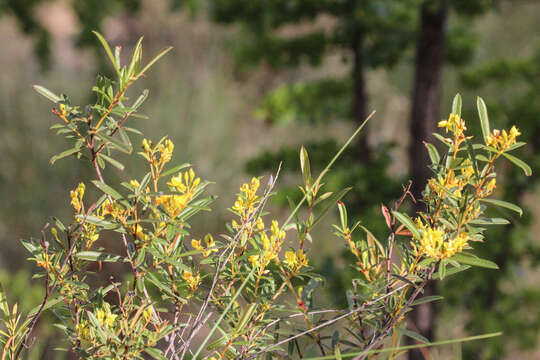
left=0, top=33, right=530, bottom=359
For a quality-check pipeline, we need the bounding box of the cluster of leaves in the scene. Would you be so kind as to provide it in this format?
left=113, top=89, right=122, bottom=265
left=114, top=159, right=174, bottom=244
left=0, top=34, right=530, bottom=360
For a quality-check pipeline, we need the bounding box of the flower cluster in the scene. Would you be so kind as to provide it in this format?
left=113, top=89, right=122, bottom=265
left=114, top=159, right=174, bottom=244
left=182, top=269, right=200, bottom=292
left=248, top=220, right=286, bottom=270
left=156, top=169, right=200, bottom=219
left=232, top=177, right=260, bottom=221
left=283, top=249, right=308, bottom=272
left=486, top=125, right=521, bottom=152
left=413, top=219, right=469, bottom=260
left=70, top=182, right=85, bottom=213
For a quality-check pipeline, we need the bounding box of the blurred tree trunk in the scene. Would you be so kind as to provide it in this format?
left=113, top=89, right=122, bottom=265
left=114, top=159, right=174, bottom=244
left=352, top=32, right=371, bottom=164
left=408, top=1, right=448, bottom=359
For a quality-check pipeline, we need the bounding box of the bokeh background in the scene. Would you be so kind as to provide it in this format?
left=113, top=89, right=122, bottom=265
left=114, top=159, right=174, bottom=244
left=0, top=0, right=539, bottom=359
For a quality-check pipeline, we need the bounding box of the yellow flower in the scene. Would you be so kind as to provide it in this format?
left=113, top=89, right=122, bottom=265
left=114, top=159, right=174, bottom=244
left=284, top=250, right=297, bottom=269
left=142, top=138, right=152, bottom=153
left=248, top=254, right=260, bottom=267
left=192, top=235, right=217, bottom=258
left=415, top=219, right=470, bottom=259
left=131, top=223, right=147, bottom=240
left=418, top=225, right=445, bottom=259
left=70, top=182, right=85, bottom=212
left=232, top=177, right=260, bottom=220
left=284, top=249, right=308, bottom=271
left=204, top=234, right=217, bottom=253
left=428, top=169, right=464, bottom=199
left=192, top=239, right=204, bottom=251
left=95, top=304, right=117, bottom=328
left=76, top=320, right=90, bottom=339
left=143, top=306, right=153, bottom=322
left=255, top=217, right=265, bottom=230
left=182, top=270, right=200, bottom=291
left=130, top=179, right=140, bottom=189
left=158, top=138, right=174, bottom=164
left=486, top=126, right=521, bottom=151
left=482, top=178, right=497, bottom=197
left=438, top=113, right=466, bottom=135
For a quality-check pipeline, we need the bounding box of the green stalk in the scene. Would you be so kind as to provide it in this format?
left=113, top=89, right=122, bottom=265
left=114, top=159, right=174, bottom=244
left=281, top=110, right=375, bottom=230
left=302, top=332, right=502, bottom=360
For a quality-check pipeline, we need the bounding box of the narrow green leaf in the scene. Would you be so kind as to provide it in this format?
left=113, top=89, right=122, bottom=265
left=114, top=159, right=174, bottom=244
left=98, top=154, right=125, bottom=171
left=0, top=284, right=9, bottom=319
left=128, top=36, right=144, bottom=78
left=300, top=146, right=311, bottom=188
left=411, top=295, right=444, bottom=306
left=50, top=148, right=80, bottom=164
left=133, top=89, right=149, bottom=109
left=476, top=97, right=490, bottom=143
left=399, top=328, right=429, bottom=344
left=469, top=217, right=509, bottom=225
left=450, top=253, right=498, bottom=269
left=92, top=180, right=123, bottom=200
left=95, top=132, right=132, bottom=154
left=235, top=303, right=257, bottom=333
left=502, top=152, right=532, bottom=176
left=424, top=142, right=440, bottom=165
left=138, top=47, right=173, bottom=77
left=392, top=211, right=421, bottom=239
left=301, top=332, right=502, bottom=359
left=160, top=163, right=191, bottom=178
left=33, top=85, right=61, bottom=103
left=432, top=264, right=471, bottom=279
left=73, top=251, right=125, bottom=263
left=92, top=31, right=120, bottom=74
left=145, top=348, right=168, bottom=360
left=451, top=93, right=462, bottom=117
left=480, top=198, right=522, bottom=216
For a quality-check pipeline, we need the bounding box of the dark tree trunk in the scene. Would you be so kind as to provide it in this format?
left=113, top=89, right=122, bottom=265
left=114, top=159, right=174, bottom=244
left=352, top=33, right=371, bottom=164
left=408, top=1, right=448, bottom=359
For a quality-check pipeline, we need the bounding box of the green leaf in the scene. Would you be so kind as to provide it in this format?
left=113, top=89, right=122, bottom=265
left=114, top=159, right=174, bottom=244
left=450, top=253, right=498, bottom=269
left=145, top=348, right=168, bottom=360
left=411, top=295, right=444, bottom=306
left=92, top=180, right=123, bottom=200
left=0, top=284, right=9, bottom=319
left=92, top=31, right=120, bottom=75
left=160, top=163, right=191, bottom=178
left=398, top=328, right=429, bottom=344
left=33, top=85, right=61, bottom=103
left=137, top=46, right=173, bottom=77
left=432, top=264, right=471, bottom=279
left=392, top=211, right=421, bottom=239
left=73, top=251, right=125, bottom=263
left=133, top=89, right=149, bottom=109
left=451, top=93, right=462, bottom=117
left=480, top=198, right=522, bottom=216
left=95, top=132, right=132, bottom=154
left=476, top=97, right=490, bottom=143
left=502, top=152, right=532, bottom=176
left=235, top=303, right=257, bottom=333
left=50, top=147, right=80, bottom=164
left=425, top=142, right=440, bottom=165
left=300, top=146, right=311, bottom=188
left=469, top=217, right=509, bottom=225
left=98, top=154, right=125, bottom=171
